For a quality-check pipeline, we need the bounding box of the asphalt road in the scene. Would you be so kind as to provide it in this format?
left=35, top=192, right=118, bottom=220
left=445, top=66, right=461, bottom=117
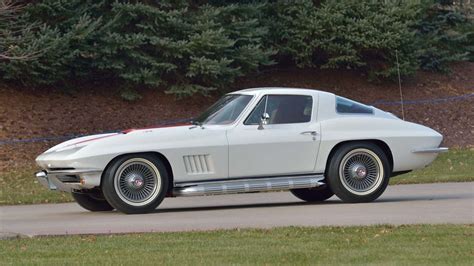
left=1, top=182, right=473, bottom=237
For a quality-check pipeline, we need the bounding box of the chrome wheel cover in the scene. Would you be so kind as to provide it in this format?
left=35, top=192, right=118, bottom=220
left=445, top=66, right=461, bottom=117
left=339, top=148, right=384, bottom=196
left=114, top=158, right=161, bottom=206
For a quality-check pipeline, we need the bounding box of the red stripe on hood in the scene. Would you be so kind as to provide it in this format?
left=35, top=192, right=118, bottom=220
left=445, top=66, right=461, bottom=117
left=64, top=121, right=191, bottom=147
left=122, top=122, right=192, bottom=134
left=66, top=133, right=119, bottom=147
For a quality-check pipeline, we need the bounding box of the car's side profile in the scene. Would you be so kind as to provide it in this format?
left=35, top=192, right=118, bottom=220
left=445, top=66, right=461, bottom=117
left=35, top=88, right=447, bottom=214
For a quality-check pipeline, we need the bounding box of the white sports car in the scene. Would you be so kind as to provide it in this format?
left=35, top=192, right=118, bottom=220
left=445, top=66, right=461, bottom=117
left=35, top=88, right=447, bottom=214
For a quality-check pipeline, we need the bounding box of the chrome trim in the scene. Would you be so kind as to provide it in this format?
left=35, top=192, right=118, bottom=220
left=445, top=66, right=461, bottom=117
left=35, top=171, right=56, bottom=190
left=114, top=158, right=161, bottom=207
left=339, top=148, right=383, bottom=195
left=46, top=168, right=102, bottom=175
left=300, top=131, right=318, bottom=136
left=173, top=174, right=325, bottom=197
left=412, top=147, right=449, bottom=153
left=35, top=168, right=102, bottom=192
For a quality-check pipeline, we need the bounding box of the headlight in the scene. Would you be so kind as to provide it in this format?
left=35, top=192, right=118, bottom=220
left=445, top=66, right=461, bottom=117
left=48, top=144, right=87, bottom=153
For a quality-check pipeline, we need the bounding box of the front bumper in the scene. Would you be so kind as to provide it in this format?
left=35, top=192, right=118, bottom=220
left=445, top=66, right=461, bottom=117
left=35, top=169, right=102, bottom=192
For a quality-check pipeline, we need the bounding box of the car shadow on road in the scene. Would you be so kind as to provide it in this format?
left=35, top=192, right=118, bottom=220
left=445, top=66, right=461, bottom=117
left=154, top=201, right=336, bottom=214
left=152, top=193, right=472, bottom=214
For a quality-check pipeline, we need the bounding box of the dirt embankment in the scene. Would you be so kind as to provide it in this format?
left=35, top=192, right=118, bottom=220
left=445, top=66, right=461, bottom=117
left=1, top=62, right=473, bottom=171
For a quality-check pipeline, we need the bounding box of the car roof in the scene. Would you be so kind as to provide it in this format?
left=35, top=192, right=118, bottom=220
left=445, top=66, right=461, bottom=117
left=230, top=87, right=334, bottom=97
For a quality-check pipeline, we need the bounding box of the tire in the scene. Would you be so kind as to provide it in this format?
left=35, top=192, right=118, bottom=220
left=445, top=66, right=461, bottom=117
left=290, top=186, right=334, bottom=202
left=326, top=142, right=391, bottom=203
left=102, top=154, right=169, bottom=214
left=71, top=191, right=114, bottom=212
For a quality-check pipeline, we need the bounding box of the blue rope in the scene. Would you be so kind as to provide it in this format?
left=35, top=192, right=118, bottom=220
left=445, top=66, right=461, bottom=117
left=371, top=93, right=474, bottom=105
left=1, top=93, right=473, bottom=145
left=0, top=131, right=119, bottom=145
left=0, top=118, right=191, bottom=145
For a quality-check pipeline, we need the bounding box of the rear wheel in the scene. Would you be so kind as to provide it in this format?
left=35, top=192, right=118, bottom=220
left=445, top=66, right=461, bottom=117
left=71, top=190, right=114, bottom=212
left=327, top=142, right=391, bottom=203
left=102, top=154, right=169, bottom=214
left=290, top=186, right=334, bottom=202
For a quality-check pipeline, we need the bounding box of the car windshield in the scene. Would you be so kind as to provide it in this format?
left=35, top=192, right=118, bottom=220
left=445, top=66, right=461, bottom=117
left=194, top=94, right=253, bottom=125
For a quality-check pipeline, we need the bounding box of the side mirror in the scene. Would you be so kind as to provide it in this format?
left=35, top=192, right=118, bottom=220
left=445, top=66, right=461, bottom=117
left=258, top=113, right=270, bottom=130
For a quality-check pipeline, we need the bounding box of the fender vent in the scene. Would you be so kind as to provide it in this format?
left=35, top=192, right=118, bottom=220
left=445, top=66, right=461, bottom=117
left=183, top=155, right=213, bottom=174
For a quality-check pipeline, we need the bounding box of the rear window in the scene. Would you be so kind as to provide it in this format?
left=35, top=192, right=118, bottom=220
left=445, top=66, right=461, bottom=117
left=336, top=96, right=373, bottom=114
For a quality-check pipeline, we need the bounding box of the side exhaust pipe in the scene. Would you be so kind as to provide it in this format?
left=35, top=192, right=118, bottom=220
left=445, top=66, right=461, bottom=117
left=173, top=174, right=325, bottom=197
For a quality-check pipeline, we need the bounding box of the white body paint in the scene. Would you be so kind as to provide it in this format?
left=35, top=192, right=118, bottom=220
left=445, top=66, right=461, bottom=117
left=36, top=88, right=445, bottom=191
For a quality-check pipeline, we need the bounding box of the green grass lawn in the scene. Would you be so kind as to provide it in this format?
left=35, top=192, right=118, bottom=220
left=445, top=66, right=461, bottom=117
left=0, top=167, right=73, bottom=205
left=1, top=225, right=472, bottom=265
left=0, top=149, right=472, bottom=205
left=390, top=148, right=474, bottom=185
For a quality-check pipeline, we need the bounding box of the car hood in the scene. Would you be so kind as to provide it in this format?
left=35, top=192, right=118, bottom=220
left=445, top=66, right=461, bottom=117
left=43, top=133, right=120, bottom=153
left=43, top=121, right=193, bottom=154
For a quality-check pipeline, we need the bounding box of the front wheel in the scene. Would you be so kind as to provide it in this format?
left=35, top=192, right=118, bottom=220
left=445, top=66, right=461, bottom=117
left=102, top=154, right=169, bottom=214
left=327, top=142, right=391, bottom=203
left=71, top=191, right=114, bottom=212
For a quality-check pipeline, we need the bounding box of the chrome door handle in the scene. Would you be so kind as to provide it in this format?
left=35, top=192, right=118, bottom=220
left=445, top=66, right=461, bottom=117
left=300, top=131, right=318, bottom=136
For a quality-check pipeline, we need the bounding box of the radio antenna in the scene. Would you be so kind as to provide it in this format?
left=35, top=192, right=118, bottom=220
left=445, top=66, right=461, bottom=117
left=395, top=50, right=405, bottom=120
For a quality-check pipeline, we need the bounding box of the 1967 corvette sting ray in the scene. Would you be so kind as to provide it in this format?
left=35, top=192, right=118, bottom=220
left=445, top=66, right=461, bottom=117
left=35, top=88, right=447, bottom=214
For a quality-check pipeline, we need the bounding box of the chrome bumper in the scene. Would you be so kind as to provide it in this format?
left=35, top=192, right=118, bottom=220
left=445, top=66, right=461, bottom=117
left=35, top=169, right=102, bottom=192
left=412, top=147, right=449, bottom=153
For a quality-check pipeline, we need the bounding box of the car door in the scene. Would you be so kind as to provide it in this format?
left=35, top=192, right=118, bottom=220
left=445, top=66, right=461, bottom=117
left=226, top=94, right=321, bottom=178
left=163, top=94, right=253, bottom=183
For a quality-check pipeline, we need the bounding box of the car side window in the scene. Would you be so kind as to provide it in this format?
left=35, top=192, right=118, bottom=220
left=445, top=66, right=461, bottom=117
left=244, top=95, right=312, bottom=125
left=336, top=96, right=373, bottom=114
